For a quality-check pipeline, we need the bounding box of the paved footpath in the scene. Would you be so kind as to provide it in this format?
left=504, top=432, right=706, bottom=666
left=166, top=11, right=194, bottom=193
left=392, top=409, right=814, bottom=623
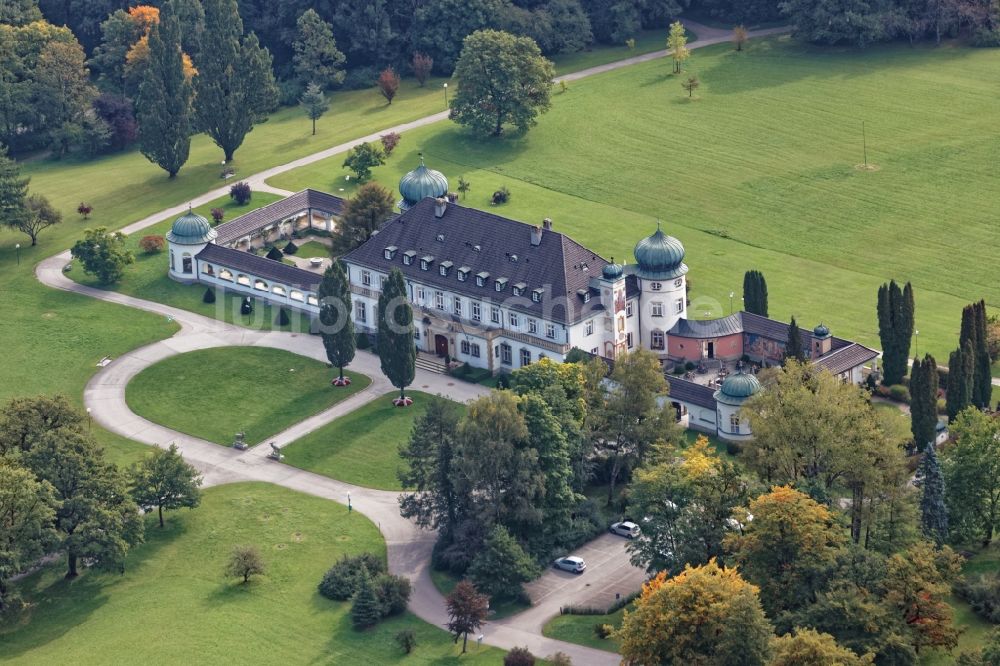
left=33, top=20, right=791, bottom=665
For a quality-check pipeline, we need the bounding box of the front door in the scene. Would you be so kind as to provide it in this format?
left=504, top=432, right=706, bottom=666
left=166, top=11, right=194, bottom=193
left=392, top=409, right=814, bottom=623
left=706, top=341, right=715, bottom=359
left=435, top=334, right=449, bottom=357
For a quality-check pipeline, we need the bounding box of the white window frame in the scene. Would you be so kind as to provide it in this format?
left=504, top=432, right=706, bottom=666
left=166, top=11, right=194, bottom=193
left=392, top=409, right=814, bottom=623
left=471, top=302, right=482, bottom=322
left=545, top=323, right=556, bottom=340
left=585, top=320, right=594, bottom=336
left=651, top=302, right=664, bottom=318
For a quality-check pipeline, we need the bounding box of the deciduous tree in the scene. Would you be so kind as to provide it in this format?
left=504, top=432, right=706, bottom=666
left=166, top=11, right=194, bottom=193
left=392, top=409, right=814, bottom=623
left=616, top=559, right=772, bottom=665
left=943, top=408, right=1000, bottom=546
left=770, top=628, right=874, bottom=665
left=681, top=75, right=700, bottom=97
left=333, top=181, right=395, bottom=253
left=412, top=52, right=433, bottom=85
left=883, top=541, right=961, bottom=654
left=451, top=29, right=554, bottom=137
left=129, top=443, right=202, bottom=528
left=0, top=462, right=59, bottom=611
left=137, top=1, right=191, bottom=178
left=377, top=268, right=416, bottom=405
left=733, top=24, right=749, bottom=50
left=666, top=21, right=689, bottom=74
left=226, top=544, right=265, bottom=583
left=292, top=9, right=345, bottom=89
left=342, top=142, right=385, bottom=182
left=12, top=193, right=60, bottom=246
left=70, top=227, right=135, bottom=284
left=446, top=580, right=489, bottom=652
left=377, top=67, right=400, bottom=104
left=317, top=260, right=355, bottom=384
left=468, top=524, right=540, bottom=599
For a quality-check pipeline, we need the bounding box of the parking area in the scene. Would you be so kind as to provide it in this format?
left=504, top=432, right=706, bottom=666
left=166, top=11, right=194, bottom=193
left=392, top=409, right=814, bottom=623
left=521, top=533, right=648, bottom=622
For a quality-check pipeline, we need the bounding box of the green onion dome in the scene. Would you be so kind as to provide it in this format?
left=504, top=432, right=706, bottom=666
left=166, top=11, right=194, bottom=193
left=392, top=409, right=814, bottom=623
left=602, top=258, right=624, bottom=279
left=633, top=222, right=687, bottom=279
left=398, top=154, right=448, bottom=210
left=715, top=371, right=762, bottom=406
left=167, top=208, right=216, bottom=245
left=813, top=323, right=831, bottom=338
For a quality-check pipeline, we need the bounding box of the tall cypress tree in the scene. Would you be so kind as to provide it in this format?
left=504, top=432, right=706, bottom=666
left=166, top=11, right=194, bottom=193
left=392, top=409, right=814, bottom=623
left=194, top=0, right=278, bottom=162
left=742, top=270, right=768, bottom=317
left=377, top=268, right=416, bottom=406
left=910, top=354, right=939, bottom=451
left=784, top=316, right=805, bottom=364
left=0, top=146, right=28, bottom=230
left=137, top=0, right=191, bottom=178
left=947, top=342, right=974, bottom=421
left=317, top=260, right=355, bottom=386
left=974, top=300, right=992, bottom=409
left=877, top=282, right=895, bottom=383
left=919, top=442, right=949, bottom=545
left=876, top=280, right=914, bottom=386
left=899, top=281, right=915, bottom=368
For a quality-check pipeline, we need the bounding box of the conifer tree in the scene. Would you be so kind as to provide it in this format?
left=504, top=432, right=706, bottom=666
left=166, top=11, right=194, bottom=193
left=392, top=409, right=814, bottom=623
left=137, top=0, right=191, bottom=178
left=377, top=268, right=416, bottom=406
left=742, top=270, right=768, bottom=317
left=910, top=354, right=939, bottom=451
left=974, top=300, right=992, bottom=409
left=292, top=9, right=345, bottom=89
left=784, top=316, right=805, bottom=364
left=0, top=147, right=28, bottom=234
left=194, top=0, right=278, bottom=162
left=919, top=442, right=948, bottom=545
left=350, top=573, right=383, bottom=629
left=317, top=260, right=355, bottom=386
left=299, top=82, right=327, bottom=136
left=947, top=342, right=974, bottom=421
left=877, top=280, right=914, bottom=385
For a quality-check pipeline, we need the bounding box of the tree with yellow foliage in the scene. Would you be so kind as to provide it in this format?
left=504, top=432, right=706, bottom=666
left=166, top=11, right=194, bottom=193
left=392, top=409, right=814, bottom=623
left=627, top=436, right=754, bottom=573
left=617, top=559, right=773, bottom=665
left=726, top=485, right=846, bottom=616
left=771, top=628, right=875, bottom=665
left=666, top=21, right=689, bottom=74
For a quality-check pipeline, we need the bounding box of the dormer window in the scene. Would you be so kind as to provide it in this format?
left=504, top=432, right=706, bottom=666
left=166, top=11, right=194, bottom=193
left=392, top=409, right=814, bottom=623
left=439, top=260, right=453, bottom=277
left=457, top=266, right=470, bottom=282
left=577, top=288, right=591, bottom=303
left=531, top=288, right=543, bottom=303
left=383, top=246, right=397, bottom=260
left=512, top=282, right=526, bottom=297
left=495, top=277, right=508, bottom=292
left=420, top=255, right=434, bottom=271
left=476, top=271, right=489, bottom=287
left=402, top=250, right=416, bottom=266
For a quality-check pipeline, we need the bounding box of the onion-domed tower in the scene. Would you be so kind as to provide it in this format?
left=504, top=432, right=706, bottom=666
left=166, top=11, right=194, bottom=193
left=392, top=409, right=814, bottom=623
left=167, top=207, right=216, bottom=283
left=714, top=370, right=761, bottom=441
left=633, top=222, right=688, bottom=357
left=398, top=153, right=449, bottom=211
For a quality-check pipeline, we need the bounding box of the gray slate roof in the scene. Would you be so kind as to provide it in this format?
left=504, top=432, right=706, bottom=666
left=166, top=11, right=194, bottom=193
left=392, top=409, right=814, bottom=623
left=812, top=343, right=879, bottom=375
left=214, top=189, right=346, bottom=246
left=668, top=313, right=744, bottom=338
left=665, top=377, right=718, bottom=410
left=196, top=243, right=322, bottom=290
left=342, top=197, right=609, bottom=324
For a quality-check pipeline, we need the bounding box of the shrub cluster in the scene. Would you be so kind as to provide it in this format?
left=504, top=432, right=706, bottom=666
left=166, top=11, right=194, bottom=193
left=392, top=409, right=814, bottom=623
left=230, top=181, right=252, bottom=205
left=504, top=647, right=536, bottom=666
left=450, top=362, right=492, bottom=384
left=139, top=235, right=165, bottom=254
left=319, top=553, right=386, bottom=600
left=957, top=572, right=1000, bottom=622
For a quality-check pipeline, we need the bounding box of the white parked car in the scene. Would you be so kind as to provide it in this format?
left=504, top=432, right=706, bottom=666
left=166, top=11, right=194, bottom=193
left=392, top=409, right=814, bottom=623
left=609, top=521, right=641, bottom=539
left=554, top=556, right=587, bottom=574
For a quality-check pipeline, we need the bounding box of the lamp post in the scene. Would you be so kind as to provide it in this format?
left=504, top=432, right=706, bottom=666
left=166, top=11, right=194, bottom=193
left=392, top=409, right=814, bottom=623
left=15, top=243, right=20, bottom=265
left=914, top=329, right=919, bottom=358
left=86, top=407, right=92, bottom=431
left=443, top=82, right=448, bottom=107
left=729, top=291, right=734, bottom=314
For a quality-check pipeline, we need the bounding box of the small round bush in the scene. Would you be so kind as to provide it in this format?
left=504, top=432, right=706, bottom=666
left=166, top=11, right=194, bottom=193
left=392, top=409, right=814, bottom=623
left=318, top=553, right=386, bottom=601
left=139, top=235, right=165, bottom=254
left=395, top=629, right=417, bottom=654
left=230, top=181, right=252, bottom=205
left=504, top=646, right=536, bottom=666
left=888, top=384, right=911, bottom=403
left=685, top=361, right=696, bottom=371
left=376, top=573, right=412, bottom=616
left=266, top=246, right=284, bottom=261
left=283, top=241, right=299, bottom=255
left=594, top=623, right=614, bottom=639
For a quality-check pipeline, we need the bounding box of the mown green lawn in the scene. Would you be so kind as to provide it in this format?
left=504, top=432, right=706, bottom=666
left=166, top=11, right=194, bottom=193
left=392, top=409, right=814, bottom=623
left=125, top=347, right=368, bottom=446
left=269, top=37, right=999, bottom=363
left=282, top=391, right=463, bottom=490
left=292, top=240, right=332, bottom=259
left=0, top=483, right=505, bottom=665
left=543, top=608, right=626, bottom=652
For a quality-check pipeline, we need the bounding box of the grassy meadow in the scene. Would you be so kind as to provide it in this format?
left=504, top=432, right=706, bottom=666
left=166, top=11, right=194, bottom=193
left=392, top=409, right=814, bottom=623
left=270, top=36, right=1000, bottom=361
left=0, top=483, right=505, bottom=665
left=125, top=347, right=368, bottom=446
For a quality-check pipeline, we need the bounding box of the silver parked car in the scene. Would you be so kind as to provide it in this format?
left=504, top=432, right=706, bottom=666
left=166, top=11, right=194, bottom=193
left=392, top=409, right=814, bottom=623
left=553, top=556, right=587, bottom=574
left=610, top=521, right=641, bottom=539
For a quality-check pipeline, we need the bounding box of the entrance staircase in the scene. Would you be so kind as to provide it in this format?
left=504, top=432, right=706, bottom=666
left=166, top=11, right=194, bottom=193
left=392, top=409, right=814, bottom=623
left=415, top=352, right=448, bottom=375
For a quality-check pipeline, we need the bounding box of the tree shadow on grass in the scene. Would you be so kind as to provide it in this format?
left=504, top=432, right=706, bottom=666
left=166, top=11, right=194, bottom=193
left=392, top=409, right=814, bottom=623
left=417, top=124, right=531, bottom=171
left=1, top=515, right=189, bottom=659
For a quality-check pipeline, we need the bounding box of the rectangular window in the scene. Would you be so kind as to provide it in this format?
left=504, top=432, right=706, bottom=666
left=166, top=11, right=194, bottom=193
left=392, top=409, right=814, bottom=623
left=730, top=413, right=741, bottom=432
left=439, top=265, right=447, bottom=276
left=520, top=349, right=531, bottom=366
left=585, top=320, right=594, bottom=336
left=476, top=272, right=489, bottom=287
left=453, top=296, right=462, bottom=316
left=651, top=331, right=664, bottom=350
left=528, top=319, right=538, bottom=334
left=417, top=287, right=425, bottom=302
left=384, top=246, right=397, bottom=260
left=435, top=291, right=445, bottom=310
left=470, top=343, right=481, bottom=358
left=403, top=253, right=414, bottom=266
left=461, top=340, right=470, bottom=355
left=532, top=289, right=543, bottom=302
left=379, top=275, right=386, bottom=290
left=458, top=269, right=468, bottom=282
left=626, top=301, right=634, bottom=318
left=675, top=298, right=684, bottom=314
left=414, top=329, right=420, bottom=340
left=472, top=302, right=482, bottom=322
left=500, top=344, right=512, bottom=365
left=355, top=302, right=367, bottom=322
left=491, top=307, right=501, bottom=324
left=591, top=347, right=599, bottom=354
left=626, top=332, right=634, bottom=349
left=361, top=270, right=372, bottom=286
left=546, top=324, right=556, bottom=340
left=508, top=312, right=519, bottom=328
left=651, top=302, right=664, bottom=318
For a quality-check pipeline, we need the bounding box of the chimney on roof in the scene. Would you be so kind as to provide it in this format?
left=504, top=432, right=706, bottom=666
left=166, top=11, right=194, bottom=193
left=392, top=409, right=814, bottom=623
left=434, top=197, right=447, bottom=218
left=542, top=217, right=553, bottom=230
left=530, top=225, right=543, bottom=246
left=446, top=192, right=458, bottom=203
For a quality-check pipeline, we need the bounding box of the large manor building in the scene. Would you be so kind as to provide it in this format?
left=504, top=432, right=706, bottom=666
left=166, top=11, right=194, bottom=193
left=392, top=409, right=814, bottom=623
left=166, top=158, right=878, bottom=442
